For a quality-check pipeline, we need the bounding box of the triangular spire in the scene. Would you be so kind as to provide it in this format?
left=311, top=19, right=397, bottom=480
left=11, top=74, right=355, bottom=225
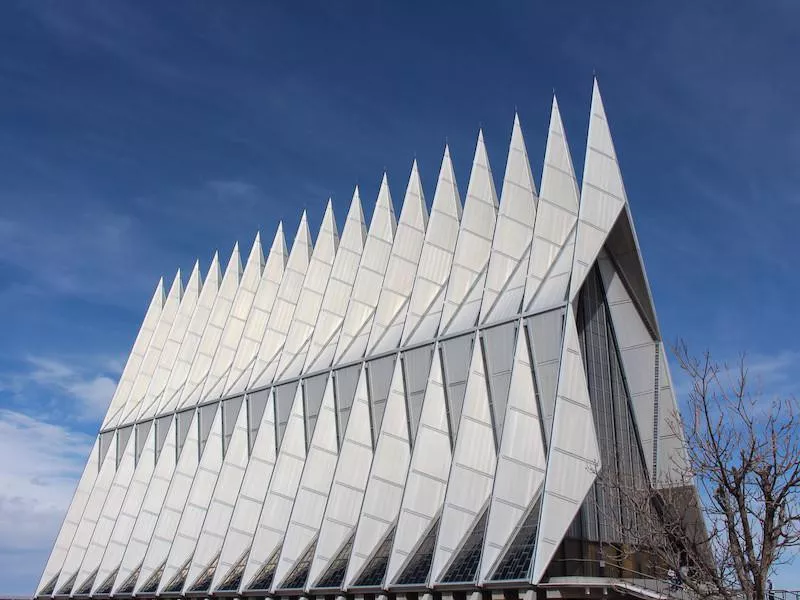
left=386, top=344, right=451, bottom=584
left=480, top=113, right=537, bottom=324
left=246, top=213, right=313, bottom=389
left=100, top=276, right=166, bottom=429
left=333, top=174, right=397, bottom=365
left=275, top=202, right=339, bottom=380
left=401, top=144, right=462, bottom=345
left=185, top=260, right=202, bottom=299
left=307, top=365, right=372, bottom=588
left=479, top=327, right=546, bottom=581
left=367, top=159, right=429, bottom=355
left=304, top=188, right=367, bottom=372
left=440, top=129, right=498, bottom=335
left=431, top=338, right=497, bottom=582
left=199, top=231, right=267, bottom=402
left=116, top=268, right=187, bottom=424
left=531, top=305, right=601, bottom=584
left=222, top=224, right=287, bottom=396
left=344, top=357, right=410, bottom=587
left=523, top=94, right=580, bottom=312
left=177, top=243, right=242, bottom=409
left=569, top=78, right=627, bottom=300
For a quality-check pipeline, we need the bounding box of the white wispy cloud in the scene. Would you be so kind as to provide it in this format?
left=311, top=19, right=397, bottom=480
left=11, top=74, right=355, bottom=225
left=0, top=409, right=94, bottom=594
left=1, top=354, right=121, bottom=423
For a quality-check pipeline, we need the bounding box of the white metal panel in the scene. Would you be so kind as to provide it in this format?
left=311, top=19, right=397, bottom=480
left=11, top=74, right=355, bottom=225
left=202, top=233, right=268, bottom=402
left=178, top=246, right=243, bottom=409
left=276, top=202, right=339, bottom=381
left=531, top=306, right=601, bottom=584
left=524, top=96, right=580, bottom=313
left=137, top=262, right=203, bottom=421
left=118, top=271, right=185, bottom=425
left=307, top=365, right=371, bottom=588
left=273, top=375, right=339, bottom=590
left=211, top=391, right=277, bottom=591
left=597, top=251, right=657, bottom=477
left=247, top=214, right=313, bottom=390
left=74, top=422, right=150, bottom=593
left=305, top=190, right=367, bottom=373
left=333, top=176, right=397, bottom=365
left=241, top=382, right=307, bottom=589
left=92, top=421, right=159, bottom=595
left=102, top=278, right=165, bottom=429
left=157, top=255, right=223, bottom=416
left=402, top=146, right=462, bottom=345
left=223, top=226, right=287, bottom=396
left=344, top=356, right=410, bottom=587
left=440, top=131, right=498, bottom=336
left=367, top=161, right=428, bottom=355
left=184, top=396, right=249, bottom=590
left=133, top=409, right=202, bottom=593
left=526, top=308, right=565, bottom=447
left=431, top=339, right=497, bottom=582
left=37, top=438, right=100, bottom=595
left=112, top=415, right=179, bottom=593
left=569, top=79, right=627, bottom=301
left=481, top=115, right=537, bottom=325
left=386, top=345, right=450, bottom=584
left=656, top=342, right=691, bottom=487
left=479, top=326, right=546, bottom=581
left=159, top=404, right=228, bottom=592
left=54, top=429, right=123, bottom=595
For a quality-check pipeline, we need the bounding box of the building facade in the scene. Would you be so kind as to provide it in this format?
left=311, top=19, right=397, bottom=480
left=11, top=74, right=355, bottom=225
left=36, top=80, right=692, bottom=600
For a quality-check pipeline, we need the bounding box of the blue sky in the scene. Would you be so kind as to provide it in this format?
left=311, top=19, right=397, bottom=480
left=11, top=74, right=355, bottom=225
left=0, top=1, right=798, bottom=594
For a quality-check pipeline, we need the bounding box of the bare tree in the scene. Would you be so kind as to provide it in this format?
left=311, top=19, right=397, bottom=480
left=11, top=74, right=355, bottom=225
left=595, top=342, right=800, bottom=600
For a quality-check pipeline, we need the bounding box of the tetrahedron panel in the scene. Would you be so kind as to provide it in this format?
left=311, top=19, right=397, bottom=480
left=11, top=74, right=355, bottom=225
left=531, top=305, right=600, bottom=584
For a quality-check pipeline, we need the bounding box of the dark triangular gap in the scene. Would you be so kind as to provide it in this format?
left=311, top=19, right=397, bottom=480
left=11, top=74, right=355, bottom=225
left=155, top=415, right=172, bottom=461
left=56, top=572, right=77, bottom=596
left=439, top=333, right=475, bottom=447
left=313, top=531, right=355, bottom=589
left=94, top=566, right=118, bottom=595
left=333, top=365, right=361, bottom=449
left=303, top=373, right=329, bottom=450
left=490, top=497, right=542, bottom=581
left=246, top=389, right=270, bottom=455
left=604, top=208, right=659, bottom=338
left=575, top=265, right=652, bottom=546
left=98, top=431, right=114, bottom=469
left=74, top=568, right=98, bottom=595
left=116, top=425, right=134, bottom=468
left=222, top=396, right=244, bottom=458
left=366, top=355, right=397, bottom=448
left=138, top=560, right=165, bottom=594
left=175, top=409, right=194, bottom=460
left=188, top=552, right=220, bottom=593
left=162, top=556, right=192, bottom=595
left=246, top=545, right=281, bottom=591
left=525, top=307, right=566, bottom=448
left=440, top=508, right=489, bottom=583
left=602, top=267, right=655, bottom=534
left=278, top=538, right=318, bottom=589
left=394, top=517, right=440, bottom=586
left=274, top=381, right=299, bottom=452
left=480, top=322, right=518, bottom=446
left=116, top=563, right=142, bottom=594
left=401, top=343, right=435, bottom=446
left=198, top=403, right=218, bottom=458
left=135, top=420, right=152, bottom=466
left=217, top=548, right=250, bottom=592
left=39, top=572, right=59, bottom=596
left=352, top=525, right=396, bottom=587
